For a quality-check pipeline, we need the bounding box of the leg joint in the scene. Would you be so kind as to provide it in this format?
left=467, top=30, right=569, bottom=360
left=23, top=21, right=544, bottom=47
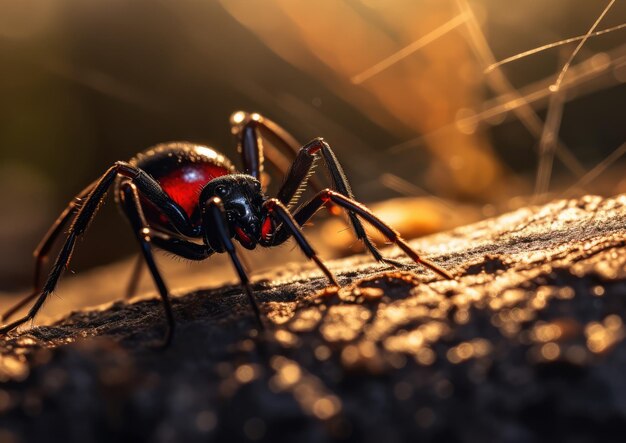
left=320, top=188, right=337, bottom=202
left=230, top=111, right=261, bottom=133
left=113, top=161, right=138, bottom=178
left=303, top=137, right=325, bottom=155
left=119, top=181, right=137, bottom=199
left=263, top=198, right=280, bottom=211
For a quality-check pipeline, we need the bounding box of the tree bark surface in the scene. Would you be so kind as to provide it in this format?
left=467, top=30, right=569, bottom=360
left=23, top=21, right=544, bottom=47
left=1, top=194, right=626, bottom=442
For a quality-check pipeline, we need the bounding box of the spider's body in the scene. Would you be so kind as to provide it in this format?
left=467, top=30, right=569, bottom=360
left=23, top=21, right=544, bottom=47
left=1, top=112, right=453, bottom=345
left=126, top=143, right=236, bottom=230
left=121, top=143, right=269, bottom=250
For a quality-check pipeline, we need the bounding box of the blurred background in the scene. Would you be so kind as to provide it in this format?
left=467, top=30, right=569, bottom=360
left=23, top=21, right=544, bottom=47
left=0, top=1, right=624, bottom=309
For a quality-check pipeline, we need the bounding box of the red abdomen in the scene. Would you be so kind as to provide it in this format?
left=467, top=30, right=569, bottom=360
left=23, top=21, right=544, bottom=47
left=158, top=163, right=229, bottom=218
left=127, top=142, right=236, bottom=230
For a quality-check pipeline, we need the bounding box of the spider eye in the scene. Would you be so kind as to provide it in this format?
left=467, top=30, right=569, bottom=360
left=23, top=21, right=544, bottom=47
left=252, top=181, right=262, bottom=192
left=215, top=185, right=228, bottom=198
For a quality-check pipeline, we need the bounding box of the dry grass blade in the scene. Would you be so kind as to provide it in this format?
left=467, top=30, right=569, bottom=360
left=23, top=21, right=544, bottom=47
left=565, top=142, right=626, bottom=196
left=486, top=22, right=626, bottom=73
left=454, top=0, right=584, bottom=178
left=551, top=0, right=616, bottom=91
left=534, top=90, right=565, bottom=198
left=351, top=13, right=468, bottom=85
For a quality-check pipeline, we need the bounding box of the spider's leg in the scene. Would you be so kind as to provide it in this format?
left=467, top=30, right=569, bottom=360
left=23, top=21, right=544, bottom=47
left=262, top=199, right=338, bottom=286
left=0, top=169, right=127, bottom=332
left=124, top=235, right=207, bottom=297
left=121, top=176, right=218, bottom=340
left=119, top=182, right=177, bottom=346
left=279, top=190, right=453, bottom=280
left=118, top=182, right=211, bottom=346
left=230, top=111, right=322, bottom=192
left=0, top=162, right=197, bottom=336
left=273, top=137, right=405, bottom=268
left=66, top=161, right=196, bottom=238
left=0, top=180, right=97, bottom=322
left=0, top=165, right=131, bottom=334
left=203, top=197, right=264, bottom=331
left=232, top=112, right=264, bottom=181
left=0, top=231, right=79, bottom=335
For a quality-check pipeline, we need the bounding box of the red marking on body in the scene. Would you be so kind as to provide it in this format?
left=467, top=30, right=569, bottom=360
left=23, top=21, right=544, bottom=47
left=159, top=164, right=229, bottom=218
left=261, top=218, right=273, bottom=239
left=235, top=227, right=251, bottom=244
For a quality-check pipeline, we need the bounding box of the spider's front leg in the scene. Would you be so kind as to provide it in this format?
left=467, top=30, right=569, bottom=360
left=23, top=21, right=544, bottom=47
left=271, top=137, right=410, bottom=269
left=274, top=190, right=453, bottom=280
left=262, top=198, right=338, bottom=287
left=232, top=113, right=360, bottom=252
left=119, top=181, right=214, bottom=346
left=202, top=197, right=264, bottom=332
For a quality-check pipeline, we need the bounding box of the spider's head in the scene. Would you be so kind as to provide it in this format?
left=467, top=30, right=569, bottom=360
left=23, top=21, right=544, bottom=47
left=200, top=174, right=266, bottom=251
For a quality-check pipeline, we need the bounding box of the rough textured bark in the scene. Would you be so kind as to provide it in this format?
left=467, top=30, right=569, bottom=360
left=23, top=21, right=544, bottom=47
left=1, top=194, right=626, bottom=442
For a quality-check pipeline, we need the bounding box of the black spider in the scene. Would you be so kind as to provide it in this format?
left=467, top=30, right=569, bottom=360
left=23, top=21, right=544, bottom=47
left=1, top=112, right=453, bottom=344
